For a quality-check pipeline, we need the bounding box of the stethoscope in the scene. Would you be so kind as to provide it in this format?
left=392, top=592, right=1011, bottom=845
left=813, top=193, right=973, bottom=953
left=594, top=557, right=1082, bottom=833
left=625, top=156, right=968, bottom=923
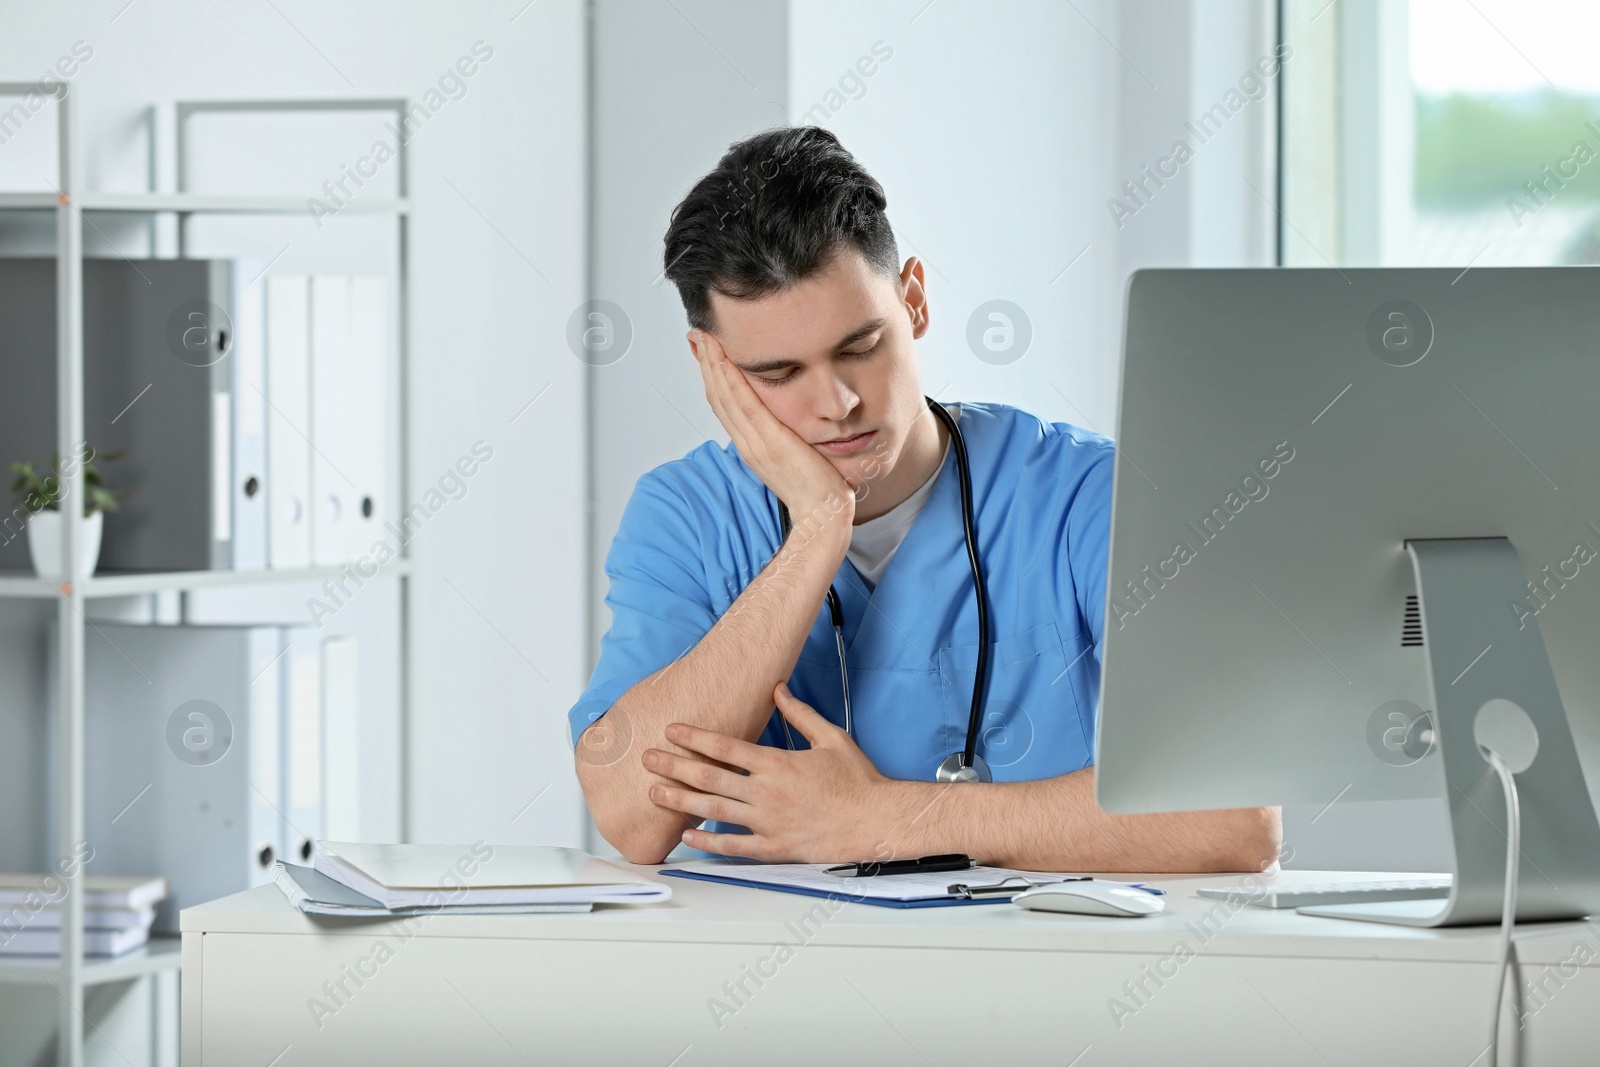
left=776, top=396, right=995, bottom=783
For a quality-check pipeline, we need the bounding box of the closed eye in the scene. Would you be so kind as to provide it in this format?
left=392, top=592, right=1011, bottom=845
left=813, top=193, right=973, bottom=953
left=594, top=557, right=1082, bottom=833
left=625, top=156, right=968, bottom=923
left=757, top=341, right=880, bottom=387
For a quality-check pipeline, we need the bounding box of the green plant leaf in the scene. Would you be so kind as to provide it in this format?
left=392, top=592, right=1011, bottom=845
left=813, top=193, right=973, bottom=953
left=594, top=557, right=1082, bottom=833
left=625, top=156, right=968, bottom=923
left=9, top=444, right=127, bottom=515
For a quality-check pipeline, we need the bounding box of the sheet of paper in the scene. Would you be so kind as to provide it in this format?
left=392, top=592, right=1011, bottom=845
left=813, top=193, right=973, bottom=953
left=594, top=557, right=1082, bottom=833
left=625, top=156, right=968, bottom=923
left=665, top=861, right=1081, bottom=901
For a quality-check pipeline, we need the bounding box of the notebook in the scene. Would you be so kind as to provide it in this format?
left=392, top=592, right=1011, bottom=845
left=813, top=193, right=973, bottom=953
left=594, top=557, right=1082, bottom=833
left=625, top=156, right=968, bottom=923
left=273, top=862, right=592, bottom=917
left=312, top=842, right=673, bottom=909
left=0, top=925, right=150, bottom=957
left=0, top=874, right=169, bottom=912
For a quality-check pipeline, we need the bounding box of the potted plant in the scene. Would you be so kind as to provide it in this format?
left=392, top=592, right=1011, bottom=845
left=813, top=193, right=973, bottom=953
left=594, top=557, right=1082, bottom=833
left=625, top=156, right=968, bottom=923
left=8, top=448, right=129, bottom=583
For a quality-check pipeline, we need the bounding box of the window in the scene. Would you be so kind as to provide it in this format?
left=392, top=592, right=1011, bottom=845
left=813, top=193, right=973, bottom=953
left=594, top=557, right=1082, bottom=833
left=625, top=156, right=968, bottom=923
left=1280, top=0, right=1600, bottom=267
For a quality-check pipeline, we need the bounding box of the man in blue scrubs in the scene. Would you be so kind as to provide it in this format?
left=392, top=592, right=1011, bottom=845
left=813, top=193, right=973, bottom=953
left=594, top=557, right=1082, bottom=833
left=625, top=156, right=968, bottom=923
left=570, top=127, right=1280, bottom=870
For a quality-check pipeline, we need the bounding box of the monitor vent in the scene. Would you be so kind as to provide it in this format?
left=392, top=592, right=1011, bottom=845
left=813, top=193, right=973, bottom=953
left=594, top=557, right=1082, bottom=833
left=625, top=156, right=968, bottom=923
left=1402, top=595, right=1425, bottom=647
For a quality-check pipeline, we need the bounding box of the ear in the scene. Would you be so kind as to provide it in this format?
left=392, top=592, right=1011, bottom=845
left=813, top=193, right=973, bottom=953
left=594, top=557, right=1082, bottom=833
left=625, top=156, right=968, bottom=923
left=900, top=257, right=929, bottom=340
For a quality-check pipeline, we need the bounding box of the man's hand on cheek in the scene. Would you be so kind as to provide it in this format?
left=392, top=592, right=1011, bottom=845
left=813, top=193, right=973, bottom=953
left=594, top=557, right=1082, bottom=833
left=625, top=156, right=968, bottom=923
left=641, top=681, right=893, bottom=863
left=689, top=329, right=854, bottom=525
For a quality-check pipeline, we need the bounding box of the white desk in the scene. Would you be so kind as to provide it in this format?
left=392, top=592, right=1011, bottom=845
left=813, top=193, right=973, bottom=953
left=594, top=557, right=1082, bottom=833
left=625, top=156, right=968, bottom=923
left=181, top=866, right=1600, bottom=1065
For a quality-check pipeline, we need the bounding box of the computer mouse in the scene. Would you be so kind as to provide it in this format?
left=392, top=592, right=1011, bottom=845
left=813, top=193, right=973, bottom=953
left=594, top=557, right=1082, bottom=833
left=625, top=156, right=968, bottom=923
left=1011, top=881, right=1165, bottom=917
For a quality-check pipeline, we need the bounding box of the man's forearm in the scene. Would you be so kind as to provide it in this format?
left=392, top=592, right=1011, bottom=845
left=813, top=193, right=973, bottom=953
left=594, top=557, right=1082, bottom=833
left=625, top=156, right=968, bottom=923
left=871, top=767, right=1282, bottom=874
left=577, top=510, right=853, bottom=863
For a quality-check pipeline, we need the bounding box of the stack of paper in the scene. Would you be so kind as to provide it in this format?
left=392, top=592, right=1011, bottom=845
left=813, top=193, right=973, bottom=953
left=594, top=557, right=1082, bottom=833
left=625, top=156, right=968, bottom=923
left=272, top=842, right=671, bottom=917
left=0, top=874, right=170, bottom=956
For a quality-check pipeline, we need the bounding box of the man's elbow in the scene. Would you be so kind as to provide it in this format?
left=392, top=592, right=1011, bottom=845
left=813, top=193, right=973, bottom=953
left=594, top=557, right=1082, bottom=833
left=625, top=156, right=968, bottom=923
left=609, top=819, right=682, bottom=865
left=585, top=797, right=682, bottom=865
left=1226, top=805, right=1283, bottom=873
left=614, top=837, right=673, bottom=866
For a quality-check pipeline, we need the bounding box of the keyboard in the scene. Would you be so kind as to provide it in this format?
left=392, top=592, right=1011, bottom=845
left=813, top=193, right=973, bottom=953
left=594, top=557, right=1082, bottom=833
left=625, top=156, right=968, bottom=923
left=1196, top=877, right=1452, bottom=910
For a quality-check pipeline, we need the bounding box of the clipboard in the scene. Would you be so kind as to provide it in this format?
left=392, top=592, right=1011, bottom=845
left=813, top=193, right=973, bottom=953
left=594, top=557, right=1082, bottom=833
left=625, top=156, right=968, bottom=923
left=658, top=866, right=1073, bottom=909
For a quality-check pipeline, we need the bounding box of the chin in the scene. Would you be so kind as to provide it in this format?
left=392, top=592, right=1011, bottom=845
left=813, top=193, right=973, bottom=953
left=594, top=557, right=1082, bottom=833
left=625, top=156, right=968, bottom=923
left=848, top=456, right=893, bottom=494
left=828, top=455, right=864, bottom=478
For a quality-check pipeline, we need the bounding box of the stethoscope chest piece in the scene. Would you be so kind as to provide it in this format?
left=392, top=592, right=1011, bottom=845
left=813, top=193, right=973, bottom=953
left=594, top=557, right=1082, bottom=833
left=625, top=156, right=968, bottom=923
left=936, top=752, right=992, bottom=783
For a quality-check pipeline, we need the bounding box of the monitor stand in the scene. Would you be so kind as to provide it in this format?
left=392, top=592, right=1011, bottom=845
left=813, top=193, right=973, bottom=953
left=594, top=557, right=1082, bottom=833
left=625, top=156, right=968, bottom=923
left=1300, top=538, right=1600, bottom=927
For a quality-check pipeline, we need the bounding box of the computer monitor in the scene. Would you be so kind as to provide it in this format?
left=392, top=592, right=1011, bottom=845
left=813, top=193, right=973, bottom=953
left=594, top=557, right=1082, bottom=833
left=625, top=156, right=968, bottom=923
left=1095, top=267, right=1600, bottom=926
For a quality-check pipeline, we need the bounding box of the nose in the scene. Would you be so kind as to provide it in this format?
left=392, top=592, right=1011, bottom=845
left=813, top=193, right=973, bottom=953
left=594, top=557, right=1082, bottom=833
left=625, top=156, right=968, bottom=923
left=816, top=369, right=860, bottom=425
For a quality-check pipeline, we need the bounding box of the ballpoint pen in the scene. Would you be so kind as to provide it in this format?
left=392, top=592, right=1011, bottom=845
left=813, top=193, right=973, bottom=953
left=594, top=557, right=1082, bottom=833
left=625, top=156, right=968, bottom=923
left=947, top=876, right=1090, bottom=898
left=823, top=854, right=976, bottom=877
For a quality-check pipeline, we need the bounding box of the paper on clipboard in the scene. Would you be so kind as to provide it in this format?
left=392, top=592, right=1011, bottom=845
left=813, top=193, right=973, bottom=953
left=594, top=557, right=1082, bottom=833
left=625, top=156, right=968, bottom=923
left=661, top=861, right=1076, bottom=902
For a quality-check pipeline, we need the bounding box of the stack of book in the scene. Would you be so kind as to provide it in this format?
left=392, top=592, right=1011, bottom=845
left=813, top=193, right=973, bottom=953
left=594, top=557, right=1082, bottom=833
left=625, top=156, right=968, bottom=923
left=0, top=874, right=170, bottom=957
left=273, top=842, right=672, bottom=917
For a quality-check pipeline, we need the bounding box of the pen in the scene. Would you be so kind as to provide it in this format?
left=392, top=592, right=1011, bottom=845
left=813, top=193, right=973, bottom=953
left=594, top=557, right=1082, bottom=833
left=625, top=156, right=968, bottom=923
left=948, top=876, right=1089, bottom=898
left=824, top=853, right=976, bottom=878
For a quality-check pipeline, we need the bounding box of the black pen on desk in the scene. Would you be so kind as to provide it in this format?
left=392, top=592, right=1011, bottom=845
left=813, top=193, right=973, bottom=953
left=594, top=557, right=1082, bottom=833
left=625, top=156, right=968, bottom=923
left=823, top=853, right=976, bottom=878
left=948, top=876, right=1090, bottom=898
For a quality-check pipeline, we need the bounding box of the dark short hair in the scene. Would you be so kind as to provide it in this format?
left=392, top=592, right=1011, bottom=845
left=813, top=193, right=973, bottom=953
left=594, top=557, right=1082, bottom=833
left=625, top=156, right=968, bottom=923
left=663, top=126, right=900, bottom=331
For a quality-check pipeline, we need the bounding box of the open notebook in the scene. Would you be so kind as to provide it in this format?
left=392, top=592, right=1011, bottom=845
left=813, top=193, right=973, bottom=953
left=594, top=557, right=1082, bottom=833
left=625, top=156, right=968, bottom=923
left=312, top=842, right=672, bottom=909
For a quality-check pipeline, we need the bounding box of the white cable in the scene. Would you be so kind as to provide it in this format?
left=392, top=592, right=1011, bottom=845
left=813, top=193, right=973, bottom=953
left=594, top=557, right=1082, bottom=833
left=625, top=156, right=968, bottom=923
left=1483, top=748, right=1521, bottom=1067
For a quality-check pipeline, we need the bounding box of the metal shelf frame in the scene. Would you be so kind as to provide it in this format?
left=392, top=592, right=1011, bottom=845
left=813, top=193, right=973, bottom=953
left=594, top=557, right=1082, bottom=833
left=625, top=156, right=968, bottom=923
left=0, top=83, right=414, bottom=1067
left=0, top=192, right=411, bottom=214
left=0, top=936, right=181, bottom=987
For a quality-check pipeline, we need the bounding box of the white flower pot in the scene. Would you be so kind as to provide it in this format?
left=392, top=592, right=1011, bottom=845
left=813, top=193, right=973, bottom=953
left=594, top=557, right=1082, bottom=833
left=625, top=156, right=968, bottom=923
left=26, top=510, right=103, bottom=585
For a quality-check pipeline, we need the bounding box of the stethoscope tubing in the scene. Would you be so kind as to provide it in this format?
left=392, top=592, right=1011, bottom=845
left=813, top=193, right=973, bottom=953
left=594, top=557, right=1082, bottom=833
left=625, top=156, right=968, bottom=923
left=933, top=398, right=991, bottom=771
left=775, top=396, right=992, bottom=777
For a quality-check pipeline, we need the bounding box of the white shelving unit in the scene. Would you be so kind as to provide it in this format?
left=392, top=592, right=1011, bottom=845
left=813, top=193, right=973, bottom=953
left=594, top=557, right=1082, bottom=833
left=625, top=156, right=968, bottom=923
left=0, top=84, right=413, bottom=1067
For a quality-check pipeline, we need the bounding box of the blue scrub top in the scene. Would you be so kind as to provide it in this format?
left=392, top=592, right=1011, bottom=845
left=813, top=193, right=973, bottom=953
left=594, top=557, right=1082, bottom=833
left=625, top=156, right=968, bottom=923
left=569, top=402, right=1113, bottom=807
